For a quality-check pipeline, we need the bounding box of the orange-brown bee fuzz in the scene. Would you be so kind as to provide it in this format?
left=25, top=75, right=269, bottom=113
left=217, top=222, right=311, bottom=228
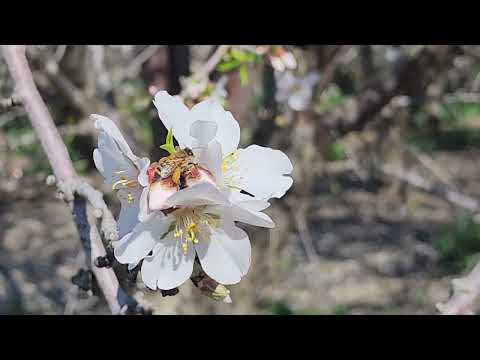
left=172, top=167, right=182, bottom=185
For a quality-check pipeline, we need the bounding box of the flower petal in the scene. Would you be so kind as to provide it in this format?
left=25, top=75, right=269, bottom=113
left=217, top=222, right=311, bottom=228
left=148, top=179, right=178, bottom=211
left=185, top=167, right=217, bottom=188
left=92, top=114, right=138, bottom=164
left=194, top=140, right=223, bottom=182
left=189, top=120, right=218, bottom=148
left=141, top=232, right=195, bottom=290
left=138, top=186, right=150, bottom=222
left=127, top=262, right=139, bottom=271
left=231, top=205, right=275, bottom=228
left=94, top=132, right=138, bottom=186
left=190, top=99, right=240, bottom=155
left=117, top=187, right=144, bottom=238
left=227, top=193, right=275, bottom=228
left=137, top=158, right=151, bottom=187
left=113, top=213, right=171, bottom=264
left=227, top=145, right=293, bottom=200
left=166, top=182, right=229, bottom=208
left=195, top=214, right=251, bottom=285
left=153, top=91, right=194, bottom=148
left=228, top=191, right=271, bottom=211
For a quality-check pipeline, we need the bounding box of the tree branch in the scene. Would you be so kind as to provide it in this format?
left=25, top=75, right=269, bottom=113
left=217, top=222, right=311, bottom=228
left=1, top=45, right=148, bottom=315
left=436, top=261, right=480, bottom=315
left=179, top=45, right=230, bottom=98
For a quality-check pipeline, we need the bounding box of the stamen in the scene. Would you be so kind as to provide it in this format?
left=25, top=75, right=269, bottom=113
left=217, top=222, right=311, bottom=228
left=112, top=178, right=139, bottom=191
left=167, top=208, right=220, bottom=255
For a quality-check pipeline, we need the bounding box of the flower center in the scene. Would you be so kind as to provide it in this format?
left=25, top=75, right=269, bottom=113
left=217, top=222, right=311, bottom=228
left=167, top=207, right=220, bottom=255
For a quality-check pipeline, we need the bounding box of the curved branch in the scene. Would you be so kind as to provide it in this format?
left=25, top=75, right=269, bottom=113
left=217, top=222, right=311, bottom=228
left=1, top=45, right=148, bottom=315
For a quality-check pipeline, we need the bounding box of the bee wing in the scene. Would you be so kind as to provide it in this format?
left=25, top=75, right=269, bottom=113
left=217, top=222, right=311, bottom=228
left=159, top=163, right=175, bottom=179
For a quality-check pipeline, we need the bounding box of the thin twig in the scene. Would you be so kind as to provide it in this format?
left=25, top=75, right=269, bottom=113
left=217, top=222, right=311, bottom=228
left=179, top=45, right=231, bottom=98
left=380, top=164, right=480, bottom=213
left=316, top=45, right=353, bottom=97
left=120, top=45, right=162, bottom=83
left=294, top=206, right=320, bottom=264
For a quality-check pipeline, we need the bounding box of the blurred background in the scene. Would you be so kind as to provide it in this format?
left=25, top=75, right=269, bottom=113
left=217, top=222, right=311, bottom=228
left=1, top=45, right=480, bottom=314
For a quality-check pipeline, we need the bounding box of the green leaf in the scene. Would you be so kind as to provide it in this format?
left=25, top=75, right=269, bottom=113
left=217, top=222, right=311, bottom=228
left=160, top=127, right=177, bottom=155
left=230, top=48, right=249, bottom=62
left=239, top=64, right=249, bottom=86
left=217, top=59, right=241, bottom=72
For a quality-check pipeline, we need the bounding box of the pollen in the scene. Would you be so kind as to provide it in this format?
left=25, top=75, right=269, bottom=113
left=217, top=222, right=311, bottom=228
left=112, top=178, right=139, bottom=191
left=222, top=151, right=237, bottom=172
left=163, top=208, right=221, bottom=255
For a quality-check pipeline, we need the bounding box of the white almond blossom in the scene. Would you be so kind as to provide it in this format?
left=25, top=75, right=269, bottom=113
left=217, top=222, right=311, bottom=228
left=92, top=114, right=150, bottom=238
left=153, top=91, right=294, bottom=201
left=114, top=182, right=274, bottom=290
left=92, top=91, right=294, bottom=292
left=275, top=70, right=321, bottom=112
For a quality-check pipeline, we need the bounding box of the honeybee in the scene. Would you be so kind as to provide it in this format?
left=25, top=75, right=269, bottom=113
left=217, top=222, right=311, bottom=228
left=148, top=147, right=197, bottom=189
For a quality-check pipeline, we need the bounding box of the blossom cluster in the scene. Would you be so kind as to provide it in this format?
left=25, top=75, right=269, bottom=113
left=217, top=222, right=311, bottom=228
left=93, top=91, right=293, bottom=300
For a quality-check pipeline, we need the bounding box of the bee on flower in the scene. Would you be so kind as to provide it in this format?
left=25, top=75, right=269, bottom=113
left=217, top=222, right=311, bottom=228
left=92, top=90, right=294, bottom=299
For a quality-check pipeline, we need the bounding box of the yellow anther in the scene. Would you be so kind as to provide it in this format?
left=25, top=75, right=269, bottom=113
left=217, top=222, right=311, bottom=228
left=126, top=180, right=139, bottom=188
left=127, top=193, right=135, bottom=204
left=112, top=178, right=139, bottom=191
left=186, top=222, right=197, bottom=232
left=112, top=179, right=129, bottom=191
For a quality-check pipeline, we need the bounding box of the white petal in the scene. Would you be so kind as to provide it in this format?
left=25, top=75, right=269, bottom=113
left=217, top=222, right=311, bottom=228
left=228, top=145, right=293, bottom=200
left=166, top=182, right=229, bottom=208
left=117, top=187, right=144, bottom=238
left=190, top=99, right=240, bottom=155
left=138, top=186, right=150, bottom=222
left=228, top=191, right=271, bottom=211
left=137, top=158, right=151, bottom=187
left=195, top=215, right=251, bottom=285
left=231, top=205, right=275, bottom=228
left=113, top=213, right=171, bottom=264
left=92, top=114, right=137, bottom=163
left=195, top=140, right=223, bottom=182
left=219, top=193, right=274, bottom=228
left=127, top=262, right=139, bottom=271
left=289, top=87, right=313, bottom=111
left=153, top=91, right=194, bottom=148
left=148, top=180, right=178, bottom=211
left=190, top=120, right=218, bottom=148
left=94, top=131, right=138, bottom=186
left=185, top=168, right=217, bottom=188
left=141, top=232, right=195, bottom=290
